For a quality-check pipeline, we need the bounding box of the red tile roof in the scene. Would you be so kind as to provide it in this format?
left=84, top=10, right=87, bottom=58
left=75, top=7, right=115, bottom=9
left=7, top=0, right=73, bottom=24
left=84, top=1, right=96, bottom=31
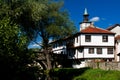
left=80, top=26, right=115, bottom=34
left=115, top=35, right=120, bottom=40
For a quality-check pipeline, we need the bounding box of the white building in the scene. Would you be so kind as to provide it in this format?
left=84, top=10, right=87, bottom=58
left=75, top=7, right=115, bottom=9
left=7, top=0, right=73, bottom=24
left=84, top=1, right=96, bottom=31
left=107, top=24, right=120, bottom=61
left=51, top=9, right=116, bottom=68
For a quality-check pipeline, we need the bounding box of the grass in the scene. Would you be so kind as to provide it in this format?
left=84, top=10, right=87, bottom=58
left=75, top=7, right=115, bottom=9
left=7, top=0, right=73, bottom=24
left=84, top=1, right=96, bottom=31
left=73, top=69, right=120, bottom=80
left=49, top=67, right=90, bottom=80
left=46, top=68, right=120, bottom=80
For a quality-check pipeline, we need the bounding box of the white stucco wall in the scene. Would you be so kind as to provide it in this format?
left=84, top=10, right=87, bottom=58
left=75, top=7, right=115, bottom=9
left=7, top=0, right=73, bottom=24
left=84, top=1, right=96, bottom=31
left=80, top=34, right=114, bottom=46
left=72, top=61, right=86, bottom=68
left=72, top=47, right=114, bottom=59
left=84, top=47, right=114, bottom=58
left=73, top=34, right=115, bottom=59
left=116, top=40, right=120, bottom=61
left=74, top=36, right=80, bottom=47
left=110, top=26, right=120, bottom=36
left=52, top=45, right=66, bottom=54
left=74, top=49, right=84, bottom=59
left=108, top=25, right=120, bottom=61
left=117, top=40, right=120, bottom=53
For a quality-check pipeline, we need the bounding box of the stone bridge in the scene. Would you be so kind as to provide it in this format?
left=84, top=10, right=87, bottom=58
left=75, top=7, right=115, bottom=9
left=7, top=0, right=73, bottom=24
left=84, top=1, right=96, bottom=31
left=34, top=51, right=69, bottom=69
left=33, top=51, right=48, bottom=70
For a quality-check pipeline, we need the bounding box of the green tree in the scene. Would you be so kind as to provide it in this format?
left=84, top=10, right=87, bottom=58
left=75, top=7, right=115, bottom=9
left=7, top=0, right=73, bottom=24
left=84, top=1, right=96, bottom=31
left=0, top=0, right=77, bottom=70
left=22, top=0, right=77, bottom=70
left=0, top=17, right=41, bottom=80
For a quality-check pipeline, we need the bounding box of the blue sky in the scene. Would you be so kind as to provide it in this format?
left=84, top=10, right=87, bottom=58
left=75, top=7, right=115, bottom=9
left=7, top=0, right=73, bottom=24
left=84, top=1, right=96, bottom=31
left=63, top=0, right=120, bottom=30
left=28, top=0, right=120, bottom=48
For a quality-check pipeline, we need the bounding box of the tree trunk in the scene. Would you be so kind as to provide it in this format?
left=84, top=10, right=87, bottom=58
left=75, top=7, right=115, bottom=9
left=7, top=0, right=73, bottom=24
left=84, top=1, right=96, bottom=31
left=45, top=48, right=52, bottom=70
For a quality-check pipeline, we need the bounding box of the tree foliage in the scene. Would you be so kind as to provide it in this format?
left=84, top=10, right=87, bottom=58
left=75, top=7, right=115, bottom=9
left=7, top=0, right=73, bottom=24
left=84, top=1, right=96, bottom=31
left=0, top=0, right=77, bottom=73
left=0, top=0, right=77, bottom=45
left=0, top=16, right=41, bottom=80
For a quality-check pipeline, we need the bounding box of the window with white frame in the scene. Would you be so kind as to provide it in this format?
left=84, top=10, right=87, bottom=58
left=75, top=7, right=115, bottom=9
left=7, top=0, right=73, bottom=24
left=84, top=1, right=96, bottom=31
left=97, top=48, right=102, bottom=54
left=89, top=48, right=94, bottom=54
left=102, top=35, right=108, bottom=42
left=85, top=35, right=91, bottom=42
left=107, top=48, right=113, bottom=54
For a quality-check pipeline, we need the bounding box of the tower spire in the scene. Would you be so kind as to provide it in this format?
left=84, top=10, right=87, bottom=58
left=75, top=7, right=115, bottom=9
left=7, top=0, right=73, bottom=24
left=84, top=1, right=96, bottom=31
left=84, top=8, right=88, bottom=15
left=83, top=8, right=89, bottom=22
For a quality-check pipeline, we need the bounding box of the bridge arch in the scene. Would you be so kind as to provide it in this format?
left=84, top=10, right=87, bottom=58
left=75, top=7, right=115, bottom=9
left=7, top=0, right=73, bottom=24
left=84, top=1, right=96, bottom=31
left=36, top=60, right=47, bottom=70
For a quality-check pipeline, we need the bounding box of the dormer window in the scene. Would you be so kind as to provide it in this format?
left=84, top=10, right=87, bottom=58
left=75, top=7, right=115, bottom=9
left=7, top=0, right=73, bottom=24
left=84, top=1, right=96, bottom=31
left=102, top=35, right=108, bottom=42
left=85, top=35, right=91, bottom=42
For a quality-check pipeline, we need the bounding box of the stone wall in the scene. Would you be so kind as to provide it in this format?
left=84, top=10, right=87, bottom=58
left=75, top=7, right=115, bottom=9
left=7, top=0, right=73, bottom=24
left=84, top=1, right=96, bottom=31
left=86, top=62, right=120, bottom=70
